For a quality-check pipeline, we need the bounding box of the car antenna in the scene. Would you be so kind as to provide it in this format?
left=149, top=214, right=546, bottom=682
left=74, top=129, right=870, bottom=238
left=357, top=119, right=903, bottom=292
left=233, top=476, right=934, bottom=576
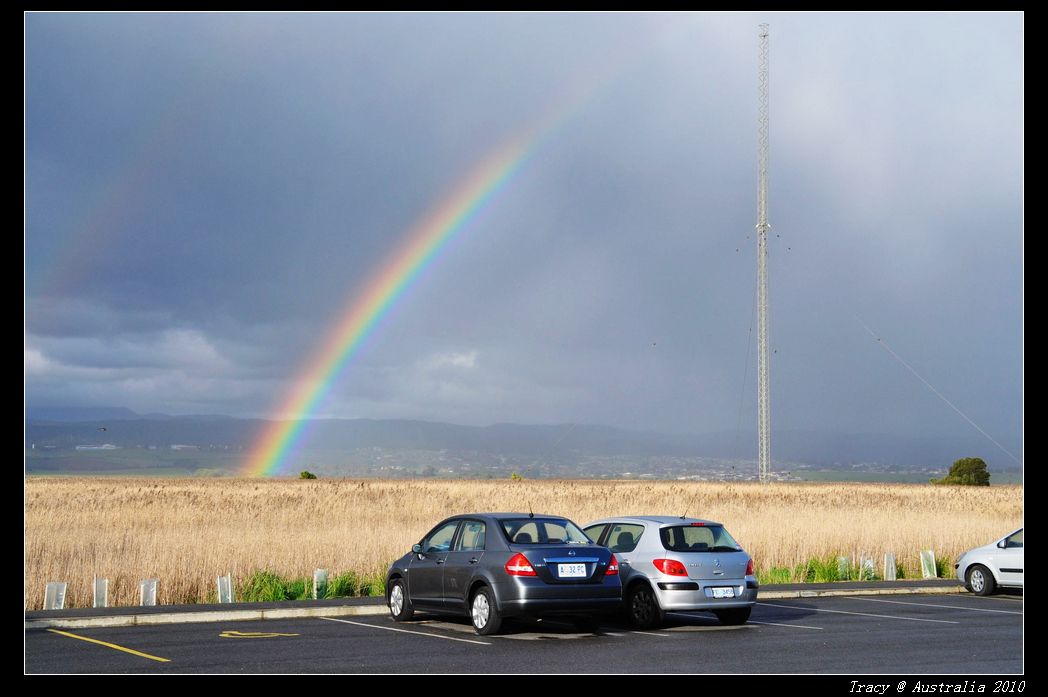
left=528, top=502, right=534, bottom=519
left=680, top=489, right=700, bottom=520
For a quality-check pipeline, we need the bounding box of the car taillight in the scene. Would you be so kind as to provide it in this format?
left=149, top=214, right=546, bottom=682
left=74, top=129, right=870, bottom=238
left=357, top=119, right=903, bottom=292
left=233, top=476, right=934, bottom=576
left=505, top=552, right=537, bottom=576
left=606, top=554, right=619, bottom=576
left=653, top=558, right=688, bottom=576
left=746, top=558, right=754, bottom=576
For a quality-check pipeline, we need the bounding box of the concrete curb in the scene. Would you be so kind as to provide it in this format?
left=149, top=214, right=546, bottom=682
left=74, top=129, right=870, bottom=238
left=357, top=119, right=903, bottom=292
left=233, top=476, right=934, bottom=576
left=759, top=584, right=965, bottom=599
left=25, top=583, right=969, bottom=630
left=25, top=603, right=389, bottom=630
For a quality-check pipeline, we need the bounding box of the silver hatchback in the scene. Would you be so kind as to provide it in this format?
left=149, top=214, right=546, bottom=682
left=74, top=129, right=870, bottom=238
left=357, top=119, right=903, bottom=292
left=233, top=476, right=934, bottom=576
left=584, top=516, right=758, bottom=629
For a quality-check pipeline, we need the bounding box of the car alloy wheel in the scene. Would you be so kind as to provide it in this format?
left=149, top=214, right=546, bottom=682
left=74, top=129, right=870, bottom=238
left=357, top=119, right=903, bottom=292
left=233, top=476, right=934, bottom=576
left=472, top=592, right=489, bottom=627
left=388, top=579, right=413, bottom=621
left=967, top=565, right=996, bottom=596
left=628, top=584, right=664, bottom=629
left=470, top=586, right=502, bottom=635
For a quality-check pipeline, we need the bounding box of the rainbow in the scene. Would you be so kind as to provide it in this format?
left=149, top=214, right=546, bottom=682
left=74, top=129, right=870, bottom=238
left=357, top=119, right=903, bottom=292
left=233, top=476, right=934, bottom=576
left=241, top=135, right=535, bottom=476
left=242, top=43, right=649, bottom=477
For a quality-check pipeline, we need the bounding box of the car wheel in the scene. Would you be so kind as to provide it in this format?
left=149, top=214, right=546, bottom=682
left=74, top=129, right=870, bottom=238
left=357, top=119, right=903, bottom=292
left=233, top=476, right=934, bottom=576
left=470, top=586, right=502, bottom=636
left=714, top=607, right=752, bottom=625
left=388, top=579, right=414, bottom=621
left=966, top=565, right=997, bottom=596
left=627, top=583, right=665, bottom=629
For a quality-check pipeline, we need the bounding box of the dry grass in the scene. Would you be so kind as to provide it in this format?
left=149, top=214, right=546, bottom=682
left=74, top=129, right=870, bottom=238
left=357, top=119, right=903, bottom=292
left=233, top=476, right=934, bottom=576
left=24, top=477, right=1023, bottom=609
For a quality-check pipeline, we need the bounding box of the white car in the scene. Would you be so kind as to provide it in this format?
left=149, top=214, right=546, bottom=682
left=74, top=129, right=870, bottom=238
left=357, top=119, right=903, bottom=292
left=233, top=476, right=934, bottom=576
left=955, top=527, right=1023, bottom=595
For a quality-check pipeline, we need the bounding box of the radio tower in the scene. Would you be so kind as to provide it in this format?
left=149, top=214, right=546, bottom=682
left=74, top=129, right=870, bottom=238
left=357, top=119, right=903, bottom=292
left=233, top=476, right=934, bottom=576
left=756, top=23, right=772, bottom=483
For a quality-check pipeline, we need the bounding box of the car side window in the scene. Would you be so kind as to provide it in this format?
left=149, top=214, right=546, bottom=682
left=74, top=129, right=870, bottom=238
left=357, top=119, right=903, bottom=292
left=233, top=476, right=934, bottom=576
left=455, top=520, right=486, bottom=551
left=423, top=521, right=459, bottom=553
left=1006, top=529, right=1023, bottom=548
left=607, top=523, right=644, bottom=553
left=583, top=524, right=609, bottom=545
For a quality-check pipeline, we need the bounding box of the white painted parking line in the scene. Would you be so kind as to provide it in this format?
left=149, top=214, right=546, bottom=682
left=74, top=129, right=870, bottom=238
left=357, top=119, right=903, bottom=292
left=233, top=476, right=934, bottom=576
left=756, top=602, right=959, bottom=624
left=963, top=594, right=1024, bottom=603
left=629, top=630, right=671, bottom=637
left=747, top=620, right=824, bottom=630
left=853, top=597, right=1023, bottom=615
left=319, top=616, right=492, bottom=645
left=603, top=632, right=626, bottom=637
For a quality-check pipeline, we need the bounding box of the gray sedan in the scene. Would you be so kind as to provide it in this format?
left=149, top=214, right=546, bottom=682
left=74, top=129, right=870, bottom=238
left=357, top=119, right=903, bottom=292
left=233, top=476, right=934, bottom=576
left=584, top=516, right=758, bottom=629
left=386, top=512, right=622, bottom=635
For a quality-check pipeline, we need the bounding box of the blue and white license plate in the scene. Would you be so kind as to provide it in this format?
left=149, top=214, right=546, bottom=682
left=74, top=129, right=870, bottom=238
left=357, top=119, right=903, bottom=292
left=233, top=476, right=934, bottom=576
left=558, top=563, right=587, bottom=578
left=711, top=587, right=736, bottom=599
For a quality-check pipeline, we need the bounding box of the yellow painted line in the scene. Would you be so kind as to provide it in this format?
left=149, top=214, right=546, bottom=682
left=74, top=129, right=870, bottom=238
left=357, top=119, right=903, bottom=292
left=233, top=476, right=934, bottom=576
left=220, top=630, right=300, bottom=638
left=46, top=628, right=171, bottom=663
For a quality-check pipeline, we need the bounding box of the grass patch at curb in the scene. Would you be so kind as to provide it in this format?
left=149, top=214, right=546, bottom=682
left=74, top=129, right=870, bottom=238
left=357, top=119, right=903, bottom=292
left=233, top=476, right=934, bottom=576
left=239, top=569, right=386, bottom=602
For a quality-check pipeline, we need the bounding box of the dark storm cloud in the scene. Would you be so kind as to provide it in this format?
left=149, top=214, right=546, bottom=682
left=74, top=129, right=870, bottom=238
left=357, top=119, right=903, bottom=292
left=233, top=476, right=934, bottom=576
left=25, top=12, right=1022, bottom=446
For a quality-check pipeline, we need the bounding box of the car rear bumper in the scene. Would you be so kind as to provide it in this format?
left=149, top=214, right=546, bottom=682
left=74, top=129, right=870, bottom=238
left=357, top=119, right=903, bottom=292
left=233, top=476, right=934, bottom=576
left=492, top=577, right=622, bottom=617
left=653, top=577, right=758, bottom=610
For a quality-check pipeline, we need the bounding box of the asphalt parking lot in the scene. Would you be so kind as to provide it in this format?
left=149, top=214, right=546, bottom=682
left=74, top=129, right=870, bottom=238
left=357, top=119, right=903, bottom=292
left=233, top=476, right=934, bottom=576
left=24, top=592, right=1022, bottom=674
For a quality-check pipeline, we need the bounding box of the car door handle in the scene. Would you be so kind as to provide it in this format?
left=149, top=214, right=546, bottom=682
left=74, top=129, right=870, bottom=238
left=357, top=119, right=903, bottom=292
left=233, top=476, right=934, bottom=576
left=469, top=557, right=480, bottom=564
left=436, top=559, right=445, bottom=565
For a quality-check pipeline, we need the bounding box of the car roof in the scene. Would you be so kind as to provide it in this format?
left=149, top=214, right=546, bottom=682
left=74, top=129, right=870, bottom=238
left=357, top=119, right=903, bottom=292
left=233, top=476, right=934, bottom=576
left=587, top=515, right=723, bottom=527
left=448, top=512, right=571, bottom=521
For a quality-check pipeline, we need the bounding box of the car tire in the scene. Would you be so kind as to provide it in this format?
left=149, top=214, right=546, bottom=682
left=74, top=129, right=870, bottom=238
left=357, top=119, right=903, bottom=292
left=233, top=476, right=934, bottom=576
left=966, top=564, right=997, bottom=596
left=714, top=607, right=752, bottom=625
left=388, top=579, right=414, bottom=622
left=627, top=583, right=665, bottom=629
left=470, top=586, right=502, bottom=636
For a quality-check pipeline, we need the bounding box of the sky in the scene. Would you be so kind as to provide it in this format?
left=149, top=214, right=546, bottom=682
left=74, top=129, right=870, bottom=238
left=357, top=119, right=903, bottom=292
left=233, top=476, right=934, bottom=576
left=25, top=12, right=1023, bottom=451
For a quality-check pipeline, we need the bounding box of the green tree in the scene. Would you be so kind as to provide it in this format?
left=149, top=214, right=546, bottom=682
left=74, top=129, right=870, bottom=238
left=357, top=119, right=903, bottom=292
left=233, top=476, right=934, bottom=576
left=932, top=457, right=990, bottom=486
left=510, top=472, right=524, bottom=482
left=299, top=470, right=318, bottom=480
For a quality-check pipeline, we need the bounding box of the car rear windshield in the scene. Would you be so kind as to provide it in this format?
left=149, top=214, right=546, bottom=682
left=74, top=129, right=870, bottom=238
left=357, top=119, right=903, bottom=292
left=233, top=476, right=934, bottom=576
left=660, top=524, right=741, bottom=553
left=501, top=518, right=591, bottom=545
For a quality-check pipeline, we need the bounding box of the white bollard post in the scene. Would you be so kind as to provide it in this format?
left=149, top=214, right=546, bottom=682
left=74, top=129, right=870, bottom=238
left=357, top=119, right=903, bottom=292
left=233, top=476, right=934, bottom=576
left=313, top=569, right=328, bottom=600
left=93, top=577, right=109, bottom=608
left=920, top=550, right=937, bottom=579
left=217, top=574, right=234, bottom=604
left=139, top=579, right=158, bottom=606
left=859, top=555, right=875, bottom=581
left=43, top=582, right=67, bottom=610
left=883, top=553, right=897, bottom=581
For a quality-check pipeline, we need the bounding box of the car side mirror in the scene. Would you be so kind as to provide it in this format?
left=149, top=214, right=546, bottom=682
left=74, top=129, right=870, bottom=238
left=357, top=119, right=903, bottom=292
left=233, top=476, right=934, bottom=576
left=997, top=540, right=1007, bottom=549
left=412, top=543, right=424, bottom=556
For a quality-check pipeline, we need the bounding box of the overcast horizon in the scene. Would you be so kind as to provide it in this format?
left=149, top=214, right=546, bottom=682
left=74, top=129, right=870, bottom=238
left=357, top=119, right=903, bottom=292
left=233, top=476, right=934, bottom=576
left=26, top=12, right=1023, bottom=454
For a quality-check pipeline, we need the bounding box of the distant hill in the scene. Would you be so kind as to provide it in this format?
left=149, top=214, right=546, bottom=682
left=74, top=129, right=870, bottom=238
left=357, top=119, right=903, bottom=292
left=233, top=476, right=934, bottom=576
left=23, top=409, right=1022, bottom=470
left=26, top=406, right=141, bottom=422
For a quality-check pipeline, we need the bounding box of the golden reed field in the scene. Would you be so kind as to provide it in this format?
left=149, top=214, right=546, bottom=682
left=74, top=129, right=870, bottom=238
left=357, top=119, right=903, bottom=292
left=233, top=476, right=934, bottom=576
left=24, top=477, right=1022, bottom=609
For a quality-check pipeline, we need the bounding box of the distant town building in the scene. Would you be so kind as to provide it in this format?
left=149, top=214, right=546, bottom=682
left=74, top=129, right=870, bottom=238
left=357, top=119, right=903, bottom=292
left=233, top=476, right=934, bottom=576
left=170, top=444, right=200, bottom=451
left=75, top=444, right=119, bottom=451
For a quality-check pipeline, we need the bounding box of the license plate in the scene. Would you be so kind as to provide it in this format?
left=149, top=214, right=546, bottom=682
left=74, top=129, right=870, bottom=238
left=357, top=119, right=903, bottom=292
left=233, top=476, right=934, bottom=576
left=558, top=563, right=587, bottom=578
left=712, top=587, right=736, bottom=599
